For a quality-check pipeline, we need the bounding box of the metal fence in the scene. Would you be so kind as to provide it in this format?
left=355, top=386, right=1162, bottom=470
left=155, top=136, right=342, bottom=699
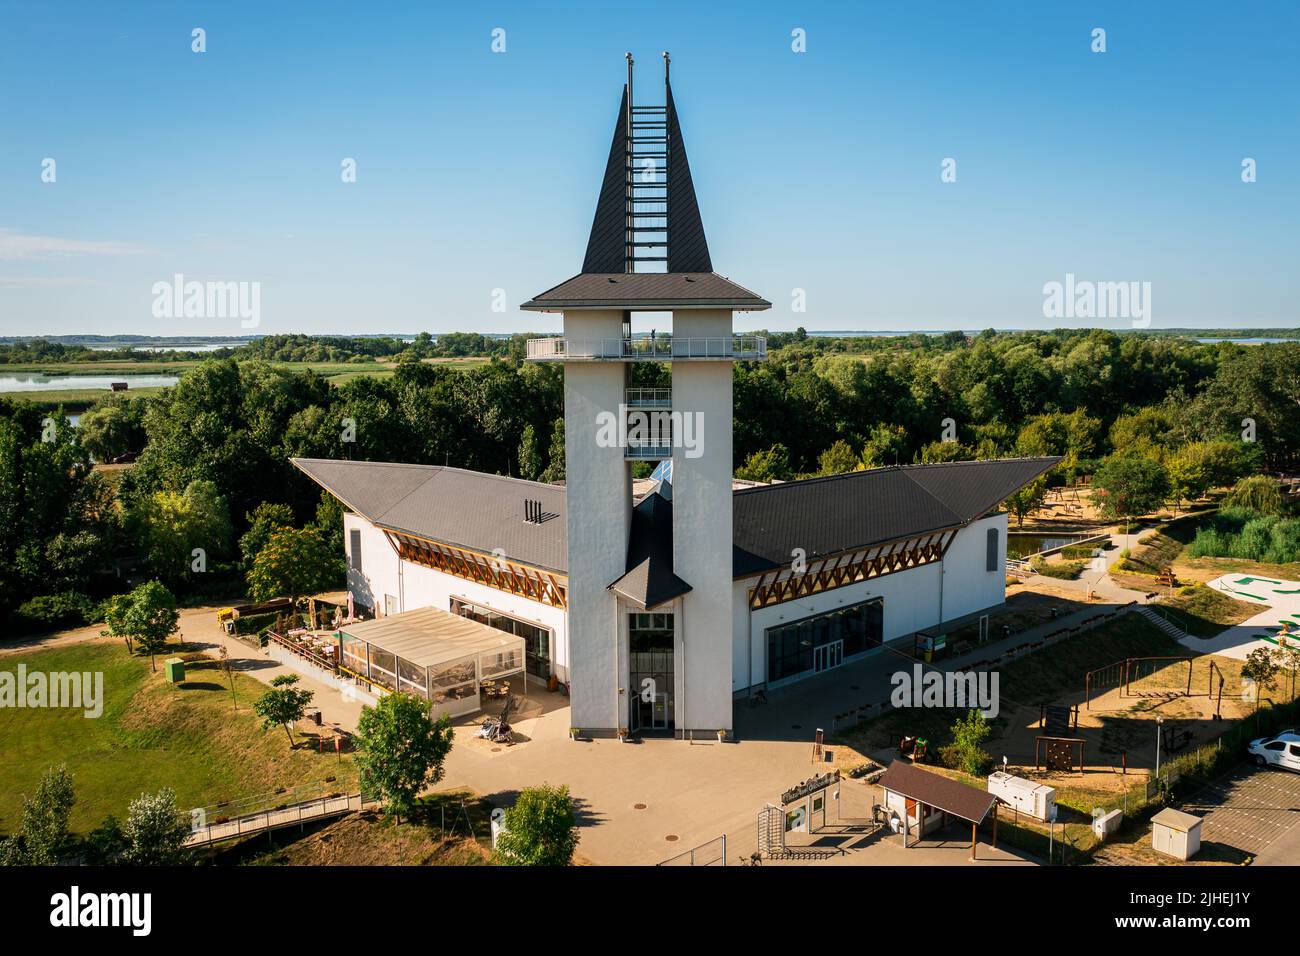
left=657, top=834, right=727, bottom=866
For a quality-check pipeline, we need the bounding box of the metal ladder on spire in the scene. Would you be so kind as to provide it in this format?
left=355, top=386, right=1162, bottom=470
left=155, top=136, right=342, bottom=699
left=624, top=52, right=670, bottom=272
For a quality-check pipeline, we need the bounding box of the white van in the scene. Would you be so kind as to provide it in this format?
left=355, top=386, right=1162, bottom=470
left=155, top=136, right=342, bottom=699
left=1247, top=730, right=1300, bottom=772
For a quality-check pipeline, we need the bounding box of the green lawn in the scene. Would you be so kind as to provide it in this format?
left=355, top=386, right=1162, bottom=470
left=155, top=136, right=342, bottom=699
left=0, top=641, right=358, bottom=835
left=1156, top=583, right=1259, bottom=637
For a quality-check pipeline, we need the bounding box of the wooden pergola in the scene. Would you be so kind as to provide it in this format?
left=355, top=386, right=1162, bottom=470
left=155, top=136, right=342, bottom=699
left=746, top=530, right=955, bottom=610
left=384, top=529, right=568, bottom=608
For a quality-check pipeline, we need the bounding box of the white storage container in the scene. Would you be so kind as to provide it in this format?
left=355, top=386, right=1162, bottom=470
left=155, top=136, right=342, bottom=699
left=987, top=771, right=1056, bottom=821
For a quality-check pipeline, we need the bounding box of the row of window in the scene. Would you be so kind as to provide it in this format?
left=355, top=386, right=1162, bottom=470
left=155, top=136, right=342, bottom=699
left=450, top=598, right=552, bottom=677
left=766, top=599, right=884, bottom=684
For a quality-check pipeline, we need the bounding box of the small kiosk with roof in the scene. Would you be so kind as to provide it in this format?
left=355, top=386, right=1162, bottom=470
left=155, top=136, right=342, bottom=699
left=878, top=760, right=1000, bottom=860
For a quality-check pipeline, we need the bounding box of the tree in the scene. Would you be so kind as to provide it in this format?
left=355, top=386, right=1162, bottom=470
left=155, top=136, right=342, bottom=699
left=517, top=422, right=542, bottom=480
left=217, top=645, right=237, bottom=712
left=941, top=710, right=993, bottom=776
left=122, top=788, right=191, bottom=866
left=77, top=395, right=144, bottom=462
left=354, top=692, right=454, bottom=822
left=495, top=784, right=580, bottom=866
left=736, top=443, right=793, bottom=483
left=130, top=478, right=232, bottom=585
left=918, top=440, right=972, bottom=463
left=816, top=440, right=859, bottom=476
left=1241, top=646, right=1281, bottom=712
left=238, top=501, right=295, bottom=570
left=1224, top=475, right=1287, bottom=516
left=100, top=580, right=180, bottom=670
left=19, top=764, right=76, bottom=865
left=1004, top=476, right=1047, bottom=528
left=1166, top=444, right=1214, bottom=512
left=247, top=525, right=343, bottom=604
left=252, top=674, right=315, bottom=747
left=1091, top=454, right=1171, bottom=529
left=538, top=417, right=565, bottom=484
left=860, top=423, right=908, bottom=468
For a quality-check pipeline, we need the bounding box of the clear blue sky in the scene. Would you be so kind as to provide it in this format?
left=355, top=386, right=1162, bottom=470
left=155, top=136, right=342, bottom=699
left=1, top=0, right=1296, bottom=336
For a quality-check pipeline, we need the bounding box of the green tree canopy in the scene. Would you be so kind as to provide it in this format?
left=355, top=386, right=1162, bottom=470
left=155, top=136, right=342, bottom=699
left=354, top=692, right=454, bottom=821
left=19, top=764, right=76, bottom=865
left=252, top=674, right=316, bottom=747
left=1091, top=454, right=1171, bottom=522
left=247, top=525, right=343, bottom=603
left=238, top=501, right=295, bottom=570
left=131, top=478, right=231, bottom=584
left=736, top=443, right=793, bottom=483
left=495, top=783, right=580, bottom=866
left=122, top=788, right=192, bottom=866
left=100, top=580, right=179, bottom=669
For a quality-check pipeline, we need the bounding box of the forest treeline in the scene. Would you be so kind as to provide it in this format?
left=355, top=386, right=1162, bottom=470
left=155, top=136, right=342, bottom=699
left=2, top=329, right=1297, bottom=635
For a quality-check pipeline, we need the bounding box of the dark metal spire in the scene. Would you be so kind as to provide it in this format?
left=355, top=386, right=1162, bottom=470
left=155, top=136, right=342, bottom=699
left=580, top=53, right=712, bottom=275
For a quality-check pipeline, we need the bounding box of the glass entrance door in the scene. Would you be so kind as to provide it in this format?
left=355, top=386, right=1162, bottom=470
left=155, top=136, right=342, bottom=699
left=813, top=639, right=844, bottom=673
left=651, top=692, right=669, bottom=730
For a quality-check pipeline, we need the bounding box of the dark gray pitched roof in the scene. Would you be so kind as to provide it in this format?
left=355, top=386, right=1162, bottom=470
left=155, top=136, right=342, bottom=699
left=521, top=271, right=770, bottom=312
left=607, top=491, right=692, bottom=609
left=292, top=458, right=567, bottom=575
left=581, top=86, right=631, bottom=275
left=731, top=457, right=1061, bottom=577
left=293, top=456, right=1057, bottom=582
left=664, top=83, right=711, bottom=273
left=878, top=760, right=997, bottom=824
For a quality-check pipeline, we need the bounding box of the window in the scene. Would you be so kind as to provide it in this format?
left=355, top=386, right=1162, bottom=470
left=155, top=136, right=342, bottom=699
left=765, top=598, right=883, bottom=684
left=384, top=594, right=398, bottom=616
left=349, top=529, right=363, bottom=572
left=450, top=598, right=552, bottom=678
left=1265, top=741, right=1285, bottom=751
left=986, top=527, right=999, bottom=572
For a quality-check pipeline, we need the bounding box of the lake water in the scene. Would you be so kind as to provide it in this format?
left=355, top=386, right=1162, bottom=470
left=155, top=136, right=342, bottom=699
left=0, top=373, right=179, bottom=392
left=87, top=343, right=241, bottom=352
left=1195, top=337, right=1292, bottom=344
left=1006, top=533, right=1091, bottom=559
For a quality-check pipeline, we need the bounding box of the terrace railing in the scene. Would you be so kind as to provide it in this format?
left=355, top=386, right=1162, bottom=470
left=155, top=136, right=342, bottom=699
left=526, top=336, right=766, bottom=362
left=624, top=387, right=672, bottom=407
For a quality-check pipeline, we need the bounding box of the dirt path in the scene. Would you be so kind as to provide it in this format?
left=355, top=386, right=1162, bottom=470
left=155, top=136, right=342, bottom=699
left=0, top=601, right=238, bottom=659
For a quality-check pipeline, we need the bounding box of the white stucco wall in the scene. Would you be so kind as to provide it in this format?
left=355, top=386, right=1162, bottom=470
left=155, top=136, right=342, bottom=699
left=342, top=512, right=570, bottom=679
left=671, top=309, right=736, bottom=733
left=561, top=309, right=632, bottom=732
left=730, top=512, right=1010, bottom=692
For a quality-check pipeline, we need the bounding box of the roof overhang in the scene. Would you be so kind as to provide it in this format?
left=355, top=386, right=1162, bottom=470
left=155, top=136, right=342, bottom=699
left=521, top=272, right=771, bottom=312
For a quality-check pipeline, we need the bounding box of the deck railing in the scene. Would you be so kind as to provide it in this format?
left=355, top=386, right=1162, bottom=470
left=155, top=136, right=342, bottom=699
left=624, top=387, right=672, bottom=407
left=526, top=336, right=766, bottom=361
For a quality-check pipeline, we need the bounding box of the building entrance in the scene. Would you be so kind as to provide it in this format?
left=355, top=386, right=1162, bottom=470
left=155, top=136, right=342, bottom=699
left=813, top=639, right=843, bottom=673
left=628, top=611, right=674, bottom=734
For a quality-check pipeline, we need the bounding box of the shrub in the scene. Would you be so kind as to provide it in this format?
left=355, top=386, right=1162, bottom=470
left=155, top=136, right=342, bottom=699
left=940, top=710, right=993, bottom=776
left=11, top=592, right=98, bottom=635
left=1187, top=509, right=1300, bottom=564
left=1030, top=557, right=1087, bottom=580
left=495, top=784, right=580, bottom=866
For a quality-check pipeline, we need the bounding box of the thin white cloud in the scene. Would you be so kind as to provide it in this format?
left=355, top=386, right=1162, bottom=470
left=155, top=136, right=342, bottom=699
left=0, top=276, right=106, bottom=287
left=0, top=228, right=150, bottom=261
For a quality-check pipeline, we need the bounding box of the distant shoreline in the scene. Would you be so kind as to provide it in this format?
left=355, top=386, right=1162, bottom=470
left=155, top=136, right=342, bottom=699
left=2, top=327, right=1298, bottom=346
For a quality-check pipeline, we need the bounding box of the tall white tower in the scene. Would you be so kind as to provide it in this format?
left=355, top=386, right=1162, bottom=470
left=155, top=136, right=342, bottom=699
left=523, top=54, right=770, bottom=738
